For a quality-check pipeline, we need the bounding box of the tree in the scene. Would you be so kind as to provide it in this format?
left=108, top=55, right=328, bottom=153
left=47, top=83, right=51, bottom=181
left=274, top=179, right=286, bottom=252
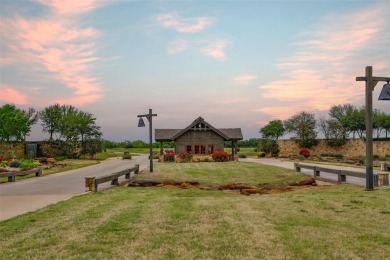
left=76, top=111, right=101, bottom=142
left=0, top=104, right=32, bottom=142
left=59, top=105, right=80, bottom=141
left=284, top=111, right=318, bottom=148
left=373, top=109, right=386, bottom=139
left=325, top=120, right=348, bottom=148
left=318, top=114, right=348, bottom=148
left=258, top=138, right=279, bottom=157
left=259, top=120, right=285, bottom=140
left=238, top=138, right=260, bottom=147
left=40, top=104, right=62, bottom=140
left=349, top=106, right=366, bottom=138
left=383, top=114, right=390, bottom=138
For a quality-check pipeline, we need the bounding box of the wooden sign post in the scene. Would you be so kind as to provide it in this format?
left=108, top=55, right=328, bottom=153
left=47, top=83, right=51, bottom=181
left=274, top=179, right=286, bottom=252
left=137, top=109, right=157, bottom=173
left=356, top=66, right=390, bottom=191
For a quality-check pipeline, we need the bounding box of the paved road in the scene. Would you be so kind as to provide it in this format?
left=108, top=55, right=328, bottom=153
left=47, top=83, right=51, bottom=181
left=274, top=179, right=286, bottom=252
left=239, top=157, right=369, bottom=186
left=0, top=154, right=149, bottom=221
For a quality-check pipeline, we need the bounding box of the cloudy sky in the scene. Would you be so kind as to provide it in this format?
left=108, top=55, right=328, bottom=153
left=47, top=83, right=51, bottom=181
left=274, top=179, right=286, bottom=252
left=1, top=0, right=389, bottom=142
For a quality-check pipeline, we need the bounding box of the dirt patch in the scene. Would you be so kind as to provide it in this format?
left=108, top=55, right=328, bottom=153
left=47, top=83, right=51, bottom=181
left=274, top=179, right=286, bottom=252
left=128, top=177, right=333, bottom=195
left=35, top=157, right=69, bottom=170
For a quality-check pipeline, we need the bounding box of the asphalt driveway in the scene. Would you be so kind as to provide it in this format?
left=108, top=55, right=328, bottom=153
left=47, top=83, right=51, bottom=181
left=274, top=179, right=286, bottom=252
left=0, top=154, right=149, bottom=221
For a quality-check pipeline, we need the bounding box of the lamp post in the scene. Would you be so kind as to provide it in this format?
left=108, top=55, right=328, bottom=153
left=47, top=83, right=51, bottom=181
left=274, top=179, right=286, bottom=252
left=356, top=66, right=390, bottom=191
left=137, top=109, right=157, bottom=173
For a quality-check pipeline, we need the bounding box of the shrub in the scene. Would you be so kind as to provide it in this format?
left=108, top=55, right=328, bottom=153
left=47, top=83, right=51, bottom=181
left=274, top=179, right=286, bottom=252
left=8, top=160, right=21, bottom=168
left=299, top=148, right=310, bottom=158
left=122, top=152, right=132, bottom=160
left=177, top=152, right=193, bottom=161
left=259, top=139, right=279, bottom=157
left=258, top=152, right=265, bottom=157
left=202, top=157, right=210, bottom=162
left=238, top=153, right=247, bottom=158
left=253, top=148, right=258, bottom=152
left=0, top=161, right=7, bottom=167
left=55, top=155, right=67, bottom=161
left=358, top=156, right=365, bottom=165
left=19, top=160, right=39, bottom=168
left=211, top=151, right=229, bottom=162
left=297, top=155, right=305, bottom=160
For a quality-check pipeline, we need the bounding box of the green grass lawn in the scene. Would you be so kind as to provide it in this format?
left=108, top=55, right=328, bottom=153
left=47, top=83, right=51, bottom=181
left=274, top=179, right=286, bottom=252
left=0, top=159, right=100, bottom=183
left=106, top=147, right=161, bottom=154
left=224, top=147, right=259, bottom=157
left=1, top=162, right=389, bottom=259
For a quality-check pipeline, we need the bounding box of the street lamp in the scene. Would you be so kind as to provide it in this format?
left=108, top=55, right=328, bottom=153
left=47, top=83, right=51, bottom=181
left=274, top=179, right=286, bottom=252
left=356, top=66, right=390, bottom=191
left=137, top=109, right=157, bottom=173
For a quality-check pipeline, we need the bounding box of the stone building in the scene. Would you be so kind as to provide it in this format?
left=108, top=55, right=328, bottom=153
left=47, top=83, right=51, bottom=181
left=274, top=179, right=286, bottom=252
left=155, top=117, right=243, bottom=157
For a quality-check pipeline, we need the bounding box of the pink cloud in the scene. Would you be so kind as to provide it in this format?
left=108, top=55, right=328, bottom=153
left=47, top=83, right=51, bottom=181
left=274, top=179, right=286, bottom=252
left=0, top=85, right=29, bottom=105
left=233, top=74, right=258, bottom=85
left=0, top=1, right=105, bottom=106
left=37, top=0, right=107, bottom=16
left=255, top=106, right=311, bottom=120
left=259, top=3, right=390, bottom=119
left=166, top=39, right=228, bottom=60
left=157, top=13, right=213, bottom=33
left=201, top=40, right=228, bottom=59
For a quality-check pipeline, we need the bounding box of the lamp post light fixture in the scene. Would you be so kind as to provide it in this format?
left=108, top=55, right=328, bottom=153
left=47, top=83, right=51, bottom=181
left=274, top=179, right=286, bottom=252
left=137, top=109, right=157, bottom=173
left=356, top=66, right=390, bottom=191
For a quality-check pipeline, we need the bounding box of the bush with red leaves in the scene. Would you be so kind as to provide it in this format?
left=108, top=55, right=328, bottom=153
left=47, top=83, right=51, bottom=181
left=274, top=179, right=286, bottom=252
left=299, top=148, right=310, bottom=158
left=211, top=151, right=230, bottom=162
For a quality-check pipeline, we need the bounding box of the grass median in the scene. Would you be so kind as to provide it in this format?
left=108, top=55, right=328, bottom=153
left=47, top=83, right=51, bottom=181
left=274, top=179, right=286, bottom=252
left=1, top=162, right=389, bottom=259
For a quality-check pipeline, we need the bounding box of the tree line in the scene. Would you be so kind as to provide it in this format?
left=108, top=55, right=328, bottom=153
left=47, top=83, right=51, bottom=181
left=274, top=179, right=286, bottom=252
left=0, top=103, right=102, bottom=157
left=0, top=104, right=101, bottom=142
left=259, top=104, right=390, bottom=155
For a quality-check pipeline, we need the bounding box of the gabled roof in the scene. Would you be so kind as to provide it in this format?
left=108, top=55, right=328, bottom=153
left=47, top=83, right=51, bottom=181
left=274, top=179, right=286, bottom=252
left=155, top=129, right=181, bottom=141
left=171, top=117, right=229, bottom=140
left=155, top=117, right=243, bottom=141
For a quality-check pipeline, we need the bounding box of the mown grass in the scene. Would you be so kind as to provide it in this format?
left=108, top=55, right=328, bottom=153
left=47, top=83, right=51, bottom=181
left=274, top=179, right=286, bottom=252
left=0, top=159, right=100, bottom=183
left=1, top=162, right=389, bottom=259
left=106, top=147, right=161, bottom=154
left=133, top=161, right=303, bottom=186
left=224, top=147, right=259, bottom=157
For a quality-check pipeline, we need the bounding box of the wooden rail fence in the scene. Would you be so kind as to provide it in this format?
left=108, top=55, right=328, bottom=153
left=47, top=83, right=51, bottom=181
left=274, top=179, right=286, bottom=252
left=0, top=167, right=42, bottom=182
left=294, top=163, right=389, bottom=186
left=85, top=164, right=140, bottom=192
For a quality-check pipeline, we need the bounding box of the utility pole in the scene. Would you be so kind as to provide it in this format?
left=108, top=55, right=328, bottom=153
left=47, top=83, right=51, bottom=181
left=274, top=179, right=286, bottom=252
left=137, top=109, right=157, bottom=173
left=356, top=66, right=390, bottom=191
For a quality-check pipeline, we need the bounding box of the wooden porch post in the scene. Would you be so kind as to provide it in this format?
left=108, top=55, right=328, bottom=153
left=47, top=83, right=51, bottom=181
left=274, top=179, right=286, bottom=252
left=231, top=140, right=235, bottom=160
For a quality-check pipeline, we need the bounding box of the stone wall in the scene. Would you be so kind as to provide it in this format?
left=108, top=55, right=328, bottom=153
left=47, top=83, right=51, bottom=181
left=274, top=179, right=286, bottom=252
left=0, top=143, right=25, bottom=159
left=277, top=139, right=390, bottom=158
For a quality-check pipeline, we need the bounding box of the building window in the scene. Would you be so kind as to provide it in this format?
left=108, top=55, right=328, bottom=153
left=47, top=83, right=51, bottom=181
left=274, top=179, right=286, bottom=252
left=208, top=145, right=214, bottom=154
left=201, top=145, right=206, bottom=154
left=186, top=145, right=192, bottom=153
left=194, top=145, right=200, bottom=154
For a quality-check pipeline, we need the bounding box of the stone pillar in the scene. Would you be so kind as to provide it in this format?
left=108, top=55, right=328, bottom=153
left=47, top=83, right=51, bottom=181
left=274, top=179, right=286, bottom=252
left=85, top=176, right=95, bottom=192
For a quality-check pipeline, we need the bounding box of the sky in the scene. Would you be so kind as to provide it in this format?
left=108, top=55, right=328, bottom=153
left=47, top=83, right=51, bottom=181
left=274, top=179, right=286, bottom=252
left=0, top=0, right=389, bottom=142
